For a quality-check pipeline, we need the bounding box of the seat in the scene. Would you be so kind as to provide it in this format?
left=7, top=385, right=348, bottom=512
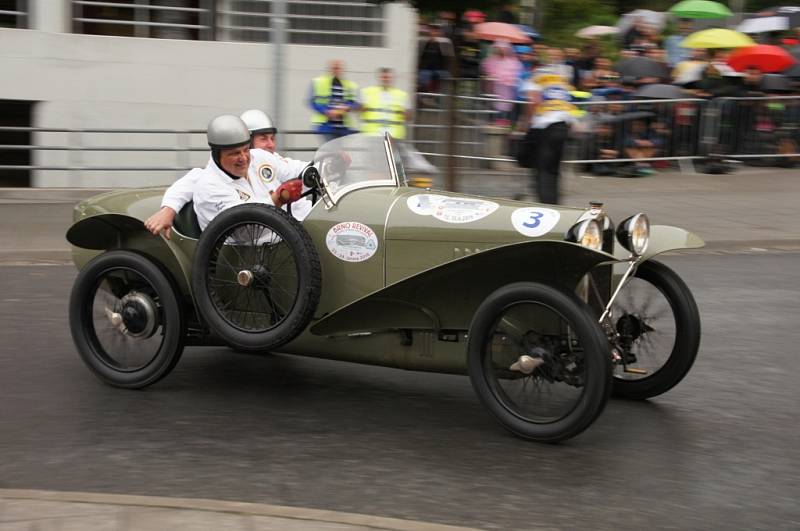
left=172, top=201, right=202, bottom=239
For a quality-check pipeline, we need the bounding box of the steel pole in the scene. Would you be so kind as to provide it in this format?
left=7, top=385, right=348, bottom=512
left=271, top=0, right=288, bottom=128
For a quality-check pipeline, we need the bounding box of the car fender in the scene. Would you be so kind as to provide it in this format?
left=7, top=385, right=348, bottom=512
left=66, top=213, right=194, bottom=300
left=310, top=239, right=618, bottom=336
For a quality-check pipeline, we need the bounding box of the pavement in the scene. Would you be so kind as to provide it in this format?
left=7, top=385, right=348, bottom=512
left=0, top=165, right=798, bottom=530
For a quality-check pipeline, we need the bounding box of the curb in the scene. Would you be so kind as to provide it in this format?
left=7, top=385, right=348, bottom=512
left=0, top=489, right=478, bottom=531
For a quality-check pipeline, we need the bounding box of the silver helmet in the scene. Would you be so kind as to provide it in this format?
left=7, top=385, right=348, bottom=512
left=206, top=115, right=251, bottom=149
left=240, top=109, right=277, bottom=135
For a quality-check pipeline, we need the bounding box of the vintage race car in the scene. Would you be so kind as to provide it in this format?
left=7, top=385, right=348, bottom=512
left=66, top=133, right=703, bottom=443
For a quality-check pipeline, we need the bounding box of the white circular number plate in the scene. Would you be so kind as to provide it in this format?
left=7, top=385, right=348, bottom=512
left=511, top=207, right=561, bottom=237
left=325, top=222, right=379, bottom=262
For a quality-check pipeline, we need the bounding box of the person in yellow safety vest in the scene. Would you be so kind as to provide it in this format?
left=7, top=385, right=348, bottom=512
left=308, top=59, right=359, bottom=142
left=359, top=67, right=412, bottom=140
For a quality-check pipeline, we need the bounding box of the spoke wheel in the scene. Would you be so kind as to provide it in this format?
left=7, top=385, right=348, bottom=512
left=611, top=259, right=700, bottom=399
left=193, top=204, right=321, bottom=351
left=468, top=282, right=612, bottom=443
left=69, top=250, right=185, bottom=389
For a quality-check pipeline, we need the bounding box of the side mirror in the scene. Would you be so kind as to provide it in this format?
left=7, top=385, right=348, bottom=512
left=302, top=165, right=321, bottom=189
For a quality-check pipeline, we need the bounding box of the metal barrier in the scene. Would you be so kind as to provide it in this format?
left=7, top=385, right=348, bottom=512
left=71, top=0, right=384, bottom=46
left=1, top=95, right=798, bottom=185
left=701, top=96, right=800, bottom=167
left=0, top=0, right=27, bottom=28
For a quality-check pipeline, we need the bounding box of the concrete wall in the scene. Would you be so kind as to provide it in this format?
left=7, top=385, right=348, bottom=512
left=0, top=1, right=417, bottom=187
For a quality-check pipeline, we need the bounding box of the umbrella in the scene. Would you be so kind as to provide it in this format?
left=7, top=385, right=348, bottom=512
left=739, top=16, right=789, bottom=33
left=681, top=28, right=756, bottom=48
left=634, top=84, right=686, bottom=99
left=576, top=25, right=619, bottom=38
left=739, top=6, right=800, bottom=33
left=760, top=74, right=793, bottom=92
left=464, top=9, right=486, bottom=23
left=516, top=24, right=540, bottom=40
left=669, top=0, right=733, bottom=19
left=614, top=56, right=668, bottom=79
left=472, top=22, right=531, bottom=44
left=728, top=44, right=797, bottom=73
left=617, top=9, right=667, bottom=33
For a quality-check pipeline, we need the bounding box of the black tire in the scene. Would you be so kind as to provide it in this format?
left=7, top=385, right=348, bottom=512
left=467, top=282, right=613, bottom=443
left=192, top=204, right=321, bottom=352
left=611, top=259, right=701, bottom=400
left=69, top=250, right=185, bottom=389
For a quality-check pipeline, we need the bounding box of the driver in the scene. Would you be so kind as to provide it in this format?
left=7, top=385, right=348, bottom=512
left=145, top=109, right=311, bottom=238
left=188, top=115, right=309, bottom=231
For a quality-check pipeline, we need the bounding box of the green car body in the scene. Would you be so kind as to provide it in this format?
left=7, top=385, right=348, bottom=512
left=66, top=134, right=703, bottom=442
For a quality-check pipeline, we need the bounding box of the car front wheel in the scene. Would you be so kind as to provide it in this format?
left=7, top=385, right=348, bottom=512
left=611, top=259, right=701, bottom=399
left=467, top=282, right=613, bottom=443
left=69, top=250, right=185, bottom=389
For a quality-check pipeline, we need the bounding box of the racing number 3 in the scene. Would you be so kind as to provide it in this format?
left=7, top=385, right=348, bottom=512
left=523, top=211, right=544, bottom=228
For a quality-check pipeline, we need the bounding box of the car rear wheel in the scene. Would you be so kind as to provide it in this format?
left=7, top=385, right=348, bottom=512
left=467, top=282, right=613, bottom=443
left=611, top=259, right=701, bottom=399
left=69, top=250, right=185, bottom=389
left=192, top=204, right=321, bottom=352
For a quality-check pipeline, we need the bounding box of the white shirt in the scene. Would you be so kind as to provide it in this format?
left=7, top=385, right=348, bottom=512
left=521, top=80, right=577, bottom=129
left=161, top=149, right=312, bottom=226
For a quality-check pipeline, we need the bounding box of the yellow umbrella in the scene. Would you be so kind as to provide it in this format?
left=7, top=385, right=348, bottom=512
left=681, top=28, right=756, bottom=49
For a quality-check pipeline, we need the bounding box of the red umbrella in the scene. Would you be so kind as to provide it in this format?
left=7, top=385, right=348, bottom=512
left=464, top=9, right=486, bottom=23
left=728, top=44, right=797, bottom=73
left=472, top=22, right=531, bottom=44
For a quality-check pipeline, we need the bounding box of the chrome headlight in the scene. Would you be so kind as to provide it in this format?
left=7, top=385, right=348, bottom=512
left=566, top=219, right=602, bottom=251
left=616, top=213, right=650, bottom=256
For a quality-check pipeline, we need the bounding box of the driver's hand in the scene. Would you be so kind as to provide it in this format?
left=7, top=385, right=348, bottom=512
left=144, top=206, right=177, bottom=240
left=274, top=179, right=303, bottom=206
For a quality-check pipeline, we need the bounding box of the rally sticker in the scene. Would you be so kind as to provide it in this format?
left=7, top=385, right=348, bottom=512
left=511, top=207, right=560, bottom=237
left=325, top=222, right=378, bottom=262
left=407, top=194, right=498, bottom=224
left=257, top=164, right=274, bottom=184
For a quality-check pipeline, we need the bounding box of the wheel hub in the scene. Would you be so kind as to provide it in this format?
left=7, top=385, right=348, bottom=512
left=617, top=314, right=646, bottom=341
left=107, top=291, right=158, bottom=338
left=237, top=269, right=253, bottom=286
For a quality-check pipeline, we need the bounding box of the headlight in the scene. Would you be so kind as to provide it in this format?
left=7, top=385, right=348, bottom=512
left=566, top=219, right=603, bottom=251
left=616, top=213, right=650, bottom=256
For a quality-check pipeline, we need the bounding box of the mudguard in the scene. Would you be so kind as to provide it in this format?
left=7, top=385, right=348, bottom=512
left=612, top=224, right=704, bottom=261
left=66, top=213, right=194, bottom=299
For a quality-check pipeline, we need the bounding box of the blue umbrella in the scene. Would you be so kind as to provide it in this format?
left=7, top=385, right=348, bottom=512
left=516, top=24, right=540, bottom=40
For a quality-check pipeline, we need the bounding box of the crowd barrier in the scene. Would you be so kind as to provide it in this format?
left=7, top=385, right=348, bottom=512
left=0, top=94, right=798, bottom=185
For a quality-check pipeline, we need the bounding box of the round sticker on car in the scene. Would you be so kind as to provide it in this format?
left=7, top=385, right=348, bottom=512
left=511, top=207, right=560, bottom=237
left=407, top=194, right=498, bottom=224
left=325, top=222, right=379, bottom=262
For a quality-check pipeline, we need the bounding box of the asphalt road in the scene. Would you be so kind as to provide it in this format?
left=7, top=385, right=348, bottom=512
left=1, top=252, right=798, bottom=530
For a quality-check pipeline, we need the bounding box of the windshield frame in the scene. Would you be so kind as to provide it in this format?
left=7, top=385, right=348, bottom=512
left=317, top=133, right=400, bottom=207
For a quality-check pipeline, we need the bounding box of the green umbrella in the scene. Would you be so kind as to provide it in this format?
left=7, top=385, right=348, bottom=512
left=669, top=0, right=733, bottom=19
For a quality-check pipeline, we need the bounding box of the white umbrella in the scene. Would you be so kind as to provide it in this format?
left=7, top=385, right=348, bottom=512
left=738, top=16, right=788, bottom=33
left=616, top=9, right=667, bottom=33
left=576, top=25, right=619, bottom=38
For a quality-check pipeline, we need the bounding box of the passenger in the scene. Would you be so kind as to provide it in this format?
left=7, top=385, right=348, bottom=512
left=144, top=110, right=309, bottom=238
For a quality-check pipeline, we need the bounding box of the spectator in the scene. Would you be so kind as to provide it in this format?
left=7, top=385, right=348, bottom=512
left=582, top=57, right=617, bottom=91
left=498, top=3, right=519, bottom=25
left=360, top=67, right=411, bottom=140
left=309, top=59, right=359, bottom=142
left=664, top=19, right=693, bottom=67
left=481, top=40, right=522, bottom=127
left=624, top=118, right=662, bottom=176
left=565, top=47, right=582, bottom=87
left=541, top=48, right=575, bottom=89
left=418, top=24, right=454, bottom=95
